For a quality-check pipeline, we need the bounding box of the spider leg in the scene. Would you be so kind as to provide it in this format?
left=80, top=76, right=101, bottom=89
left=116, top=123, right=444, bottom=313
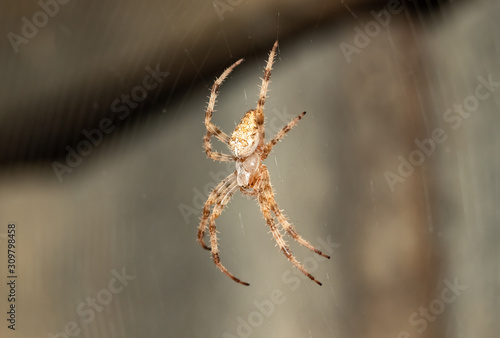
left=256, top=40, right=278, bottom=113
left=254, top=41, right=279, bottom=148
left=272, top=206, right=330, bottom=259
left=203, top=131, right=235, bottom=162
left=259, top=195, right=323, bottom=286
left=261, top=111, right=306, bottom=160
left=258, top=165, right=329, bottom=258
left=257, top=165, right=323, bottom=286
left=198, top=172, right=237, bottom=250
left=208, top=180, right=250, bottom=286
left=204, top=58, right=244, bottom=162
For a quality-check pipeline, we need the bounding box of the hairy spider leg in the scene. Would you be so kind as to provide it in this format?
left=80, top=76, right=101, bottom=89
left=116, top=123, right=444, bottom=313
left=272, top=203, right=330, bottom=259
left=204, top=58, right=244, bottom=162
left=198, top=172, right=237, bottom=250
left=208, top=179, right=250, bottom=286
left=255, top=40, right=279, bottom=148
left=257, top=165, right=323, bottom=286
left=261, top=111, right=306, bottom=160
left=258, top=164, right=327, bottom=285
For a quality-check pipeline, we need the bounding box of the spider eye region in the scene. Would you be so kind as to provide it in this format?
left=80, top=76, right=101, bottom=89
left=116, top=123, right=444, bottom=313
left=236, top=153, right=260, bottom=187
left=229, top=110, right=260, bottom=158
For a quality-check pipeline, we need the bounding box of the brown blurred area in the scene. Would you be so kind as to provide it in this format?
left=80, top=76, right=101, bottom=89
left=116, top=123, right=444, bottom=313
left=1, top=0, right=499, bottom=338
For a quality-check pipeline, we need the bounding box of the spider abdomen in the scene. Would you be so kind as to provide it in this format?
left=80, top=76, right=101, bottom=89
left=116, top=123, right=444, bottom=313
left=229, top=110, right=260, bottom=158
left=236, top=153, right=260, bottom=188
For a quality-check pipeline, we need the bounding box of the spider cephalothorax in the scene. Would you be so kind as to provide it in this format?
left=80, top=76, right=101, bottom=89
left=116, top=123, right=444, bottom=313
left=198, top=41, right=330, bottom=286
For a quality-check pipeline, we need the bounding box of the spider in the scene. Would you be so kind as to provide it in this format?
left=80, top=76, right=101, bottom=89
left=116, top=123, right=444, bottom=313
left=198, top=41, right=330, bottom=286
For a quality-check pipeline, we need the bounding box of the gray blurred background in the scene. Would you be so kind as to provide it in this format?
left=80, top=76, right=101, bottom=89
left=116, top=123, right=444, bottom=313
left=0, top=0, right=498, bottom=337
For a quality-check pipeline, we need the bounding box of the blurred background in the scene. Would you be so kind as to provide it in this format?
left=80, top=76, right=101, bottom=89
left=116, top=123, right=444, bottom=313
left=0, top=0, right=499, bottom=337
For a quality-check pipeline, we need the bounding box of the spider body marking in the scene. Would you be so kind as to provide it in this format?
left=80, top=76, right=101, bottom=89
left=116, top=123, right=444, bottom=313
left=198, top=41, right=330, bottom=286
left=230, top=110, right=261, bottom=158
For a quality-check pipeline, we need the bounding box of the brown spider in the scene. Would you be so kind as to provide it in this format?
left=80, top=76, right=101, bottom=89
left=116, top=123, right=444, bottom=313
left=198, top=41, right=330, bottom=286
